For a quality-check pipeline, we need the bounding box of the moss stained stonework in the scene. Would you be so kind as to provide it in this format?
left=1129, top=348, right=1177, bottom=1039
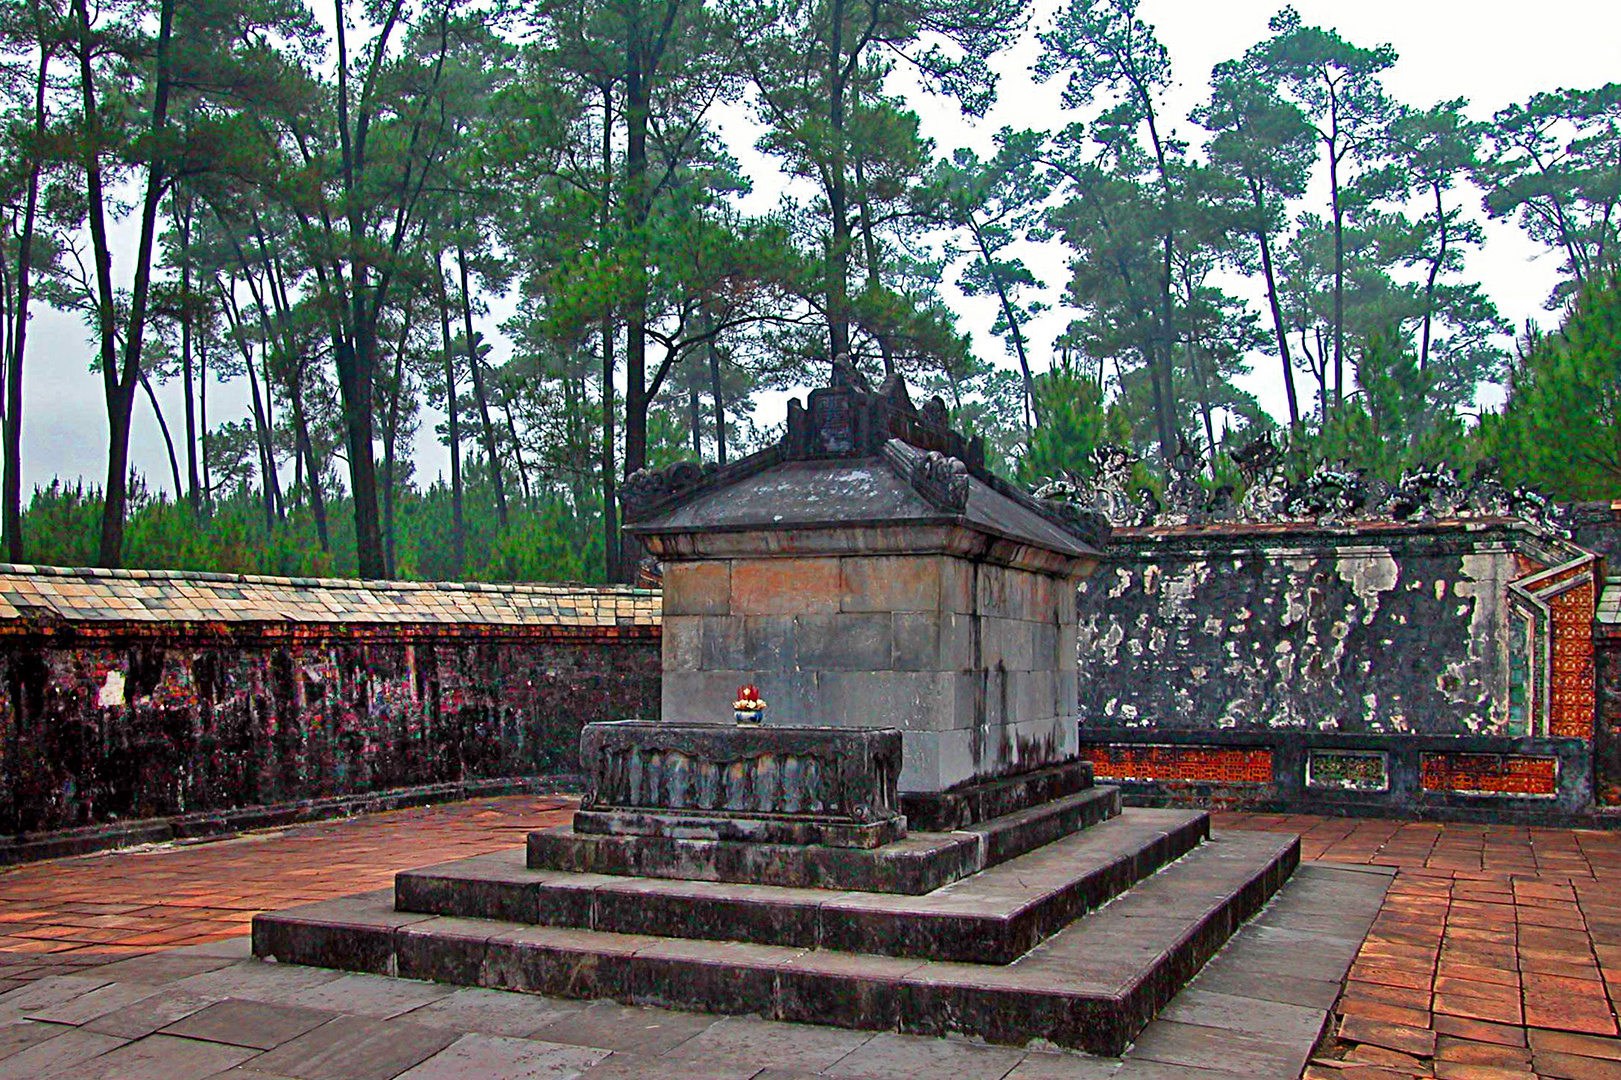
left=0, top=567, right=660, bottom=834
left=1077, top=519, right=1601, bottom=817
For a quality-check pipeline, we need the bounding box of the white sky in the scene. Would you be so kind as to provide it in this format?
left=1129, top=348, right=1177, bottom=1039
left=19, top=0, right=1620, bottom=497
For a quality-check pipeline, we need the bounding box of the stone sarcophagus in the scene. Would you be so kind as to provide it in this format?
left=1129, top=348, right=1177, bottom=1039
left=621, top=362, right=1109, bottom=803
left=575, top=720, right=904, bottom=848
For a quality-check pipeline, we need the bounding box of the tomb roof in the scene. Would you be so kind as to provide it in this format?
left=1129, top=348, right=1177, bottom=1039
left=620, top=363, right=1107, bottom=561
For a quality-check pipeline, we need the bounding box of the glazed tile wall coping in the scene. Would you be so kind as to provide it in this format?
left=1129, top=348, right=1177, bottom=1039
left=0, top=563, right=660, bottom=630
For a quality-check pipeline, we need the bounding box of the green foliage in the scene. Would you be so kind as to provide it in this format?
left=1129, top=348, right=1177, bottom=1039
left=1479, top=276, right=1621, bottom=499
left=19, top=475, right=612, bottom=584
left=4, top=0, right=1616, bottom=588
left=1015, top=361, right=1130, bottom=485
left=1295, top=332, right=1470, bottom=482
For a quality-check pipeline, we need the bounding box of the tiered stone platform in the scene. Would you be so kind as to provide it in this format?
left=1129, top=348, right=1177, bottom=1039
left=252, top=375, right=1303, bottom=1057
left=254, top=747, right=1298, bottom=1055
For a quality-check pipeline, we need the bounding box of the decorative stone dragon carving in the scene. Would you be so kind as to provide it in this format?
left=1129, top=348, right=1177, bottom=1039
left=619, top=460, right=713, bottom=523
left=1158, top=433, right=1208, bottom=527
left=1029, top=428, right=1569, bottom=538
left=1232, top=432, right=1290, bottom=523
left=911, top=450, right=970, bottom=514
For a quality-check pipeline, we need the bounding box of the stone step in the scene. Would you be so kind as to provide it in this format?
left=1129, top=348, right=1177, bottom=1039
left=399, top=807, right=1207, bottom=963
left=526, top=783, right=1122, bottom=895
left=253, top=828, right=1299, bottom=1056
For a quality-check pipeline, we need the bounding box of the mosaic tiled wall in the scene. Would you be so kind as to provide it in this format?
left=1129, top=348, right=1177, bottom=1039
left=1551, top=576, right=1598, bottom=739
left=1306, top=749, right=1389, bottom=792
left=0, top=626, right=661, bottom=833
left=1419, top=752, right=1559, bottom=797
left=1081, top=745, right=1273, bottom=785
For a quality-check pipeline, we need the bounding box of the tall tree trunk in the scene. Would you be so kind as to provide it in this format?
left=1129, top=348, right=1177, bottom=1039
left=1419, top=181, right=1448, bottom=374
left=330, top=0, right=391, bottom=580
left=1329, top=147, right=1345, bottom=410
left=4, top=33, right=50, bottom=561
left=199, top=330, right=211, bottom=507
left=1134, top=79, right=1178, bottom=460
left=78, top=0, right=176, bottom=567
left=246, top=347, right=277, bottom=530
left=623, top=26, right=652, bottom=480
left=971, top=221, right=1040, bottom=432
left=689, top=386, right=701, bottom=454
left=286, top=376, right=326, bottom=548
left=434, top=256, right=465, bottom=575
left=598, top=83, right=620, bottom=582
left=219, top=280, right=284, bottom=522
left=704, top=309, right=726, bottom=466
left=176, top=194, right=201, bottom=512
left=138, top=369, right=184, bottom=502
left=825, top=0, right=850, bottom=361
left=457, top=243, right=507, bottom=528
left=381, top=309, right=410, bottom=578
left=501, top=398, right=531, bottom=504
left=256, top=223, right=328, bottom=548
left=1250, top=180, right=1300, bottom=431
left=853, top=153, right=892, bottom=375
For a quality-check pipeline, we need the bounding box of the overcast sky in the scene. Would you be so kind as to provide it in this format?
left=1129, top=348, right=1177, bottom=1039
left=20, top=0, right=1620, bottom=497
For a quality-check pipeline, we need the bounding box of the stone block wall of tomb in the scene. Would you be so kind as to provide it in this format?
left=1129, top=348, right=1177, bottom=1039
left=659, top=551, right=1079, bottom=792
left=1075, top=520, right=1601, bottom=819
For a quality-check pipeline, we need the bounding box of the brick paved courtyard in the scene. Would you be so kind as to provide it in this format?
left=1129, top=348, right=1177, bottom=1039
left=3, top=797, right=1621, bottom=1078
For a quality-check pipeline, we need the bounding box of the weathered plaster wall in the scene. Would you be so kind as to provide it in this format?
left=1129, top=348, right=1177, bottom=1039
left=1075, top=521, right=1600, bottom=818
left=1077, top=530, right=1525, bottom=737
left=0, top=627, right=660, bottom=834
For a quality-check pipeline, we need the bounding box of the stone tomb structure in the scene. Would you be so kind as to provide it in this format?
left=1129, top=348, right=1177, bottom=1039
left=253, top=370, right=1303, bottom=1055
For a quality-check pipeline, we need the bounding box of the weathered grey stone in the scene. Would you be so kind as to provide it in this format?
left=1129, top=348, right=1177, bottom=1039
left=82, top=990, right=221, bottom=1040
left=794, top=613, right=893, bottom=671
left=826, top=1031, right=1026, bottom=1080
left=528, top=824, right=982, bottom=894
left=663, top=616, right=703, bottom=672
left=891, top=613, right=941, bottom=672
left=161, top=999, right=338, bottom=1050
left=1001, top=620, right=1036, bottom=672
left=394, top=986, right=585, bottom=1036
left=662, top=1015, right=872, bottom=1072
left=819, top=671, right=955, bottom=732
left=574, top=808, right=904, bottom=848
left=0, top=1029, right=127, bottom=1079
left=578, top=721, right=903, bottom=847
left=700, top=616, right=747, bottom=670
left=659, top=671, right=821, bottom=729
left=743, top=616, right=796, bottom=670
left=75, top=1033, right=257, bottom=1080
left=24, top=981, right=163, bottom=1025
left=247, top=1015, right=458, bottom=1080
left=392, top=1032, right=609, bottom=1080
left=1032, top=622, right=1058, bottom=671
left=527, top=1001, right=716, bottom=1055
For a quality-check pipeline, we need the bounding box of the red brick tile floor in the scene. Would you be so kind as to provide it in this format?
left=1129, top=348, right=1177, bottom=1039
left=4, top=799, right=1621, bottom=1078
left=1218, top=812, right=1621, bottom=1079
left=0, top=795, right=574, bottom=962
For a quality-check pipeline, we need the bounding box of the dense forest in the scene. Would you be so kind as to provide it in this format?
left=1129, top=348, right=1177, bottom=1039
left=0, top=0, right=1615, bottom=583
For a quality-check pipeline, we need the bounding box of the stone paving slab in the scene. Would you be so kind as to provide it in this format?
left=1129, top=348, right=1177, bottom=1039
left=11, top=794, right=1621, bottom=1076
left=0, top=856, right=1382, bottom=1079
